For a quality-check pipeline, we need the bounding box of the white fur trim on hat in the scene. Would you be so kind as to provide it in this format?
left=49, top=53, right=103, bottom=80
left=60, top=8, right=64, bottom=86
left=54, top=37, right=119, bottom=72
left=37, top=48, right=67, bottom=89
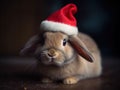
left=40, top=20, right=78, bottom=35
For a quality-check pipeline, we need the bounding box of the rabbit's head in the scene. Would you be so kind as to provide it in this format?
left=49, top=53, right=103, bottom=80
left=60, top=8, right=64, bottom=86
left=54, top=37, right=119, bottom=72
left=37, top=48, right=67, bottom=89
left=20, top=31, right=94, bottom=67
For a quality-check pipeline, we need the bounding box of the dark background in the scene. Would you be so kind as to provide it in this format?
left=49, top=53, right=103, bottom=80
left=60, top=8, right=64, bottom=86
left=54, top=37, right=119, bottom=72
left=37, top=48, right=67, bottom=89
left=0, top=0, right=120, bottom=57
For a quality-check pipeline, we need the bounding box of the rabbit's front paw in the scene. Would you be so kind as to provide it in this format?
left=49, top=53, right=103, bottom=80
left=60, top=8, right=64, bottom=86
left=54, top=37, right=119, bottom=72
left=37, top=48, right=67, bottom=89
left=63, top=77, right=79, bottom=84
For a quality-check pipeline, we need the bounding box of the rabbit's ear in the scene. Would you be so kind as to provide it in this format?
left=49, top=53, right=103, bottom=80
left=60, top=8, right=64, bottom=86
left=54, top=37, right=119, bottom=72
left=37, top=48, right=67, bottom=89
left=20, top=35, right=40, bottom=55
left=69, top=35, right=94, bottom=62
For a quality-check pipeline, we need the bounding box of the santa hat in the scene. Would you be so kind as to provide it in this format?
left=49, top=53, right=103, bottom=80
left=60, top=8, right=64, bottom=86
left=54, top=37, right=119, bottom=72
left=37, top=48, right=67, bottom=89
left=40, top=3, right=78, bottom=35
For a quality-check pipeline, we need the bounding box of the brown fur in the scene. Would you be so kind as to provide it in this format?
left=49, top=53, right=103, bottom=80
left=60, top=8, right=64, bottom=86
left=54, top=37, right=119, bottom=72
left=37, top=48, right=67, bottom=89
left=21, top=31, right=102, bottom=84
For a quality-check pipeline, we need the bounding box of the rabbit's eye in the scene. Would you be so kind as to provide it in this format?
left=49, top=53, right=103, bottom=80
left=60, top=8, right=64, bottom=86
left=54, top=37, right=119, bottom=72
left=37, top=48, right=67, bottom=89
left=63, top=39, right=67, bottom=46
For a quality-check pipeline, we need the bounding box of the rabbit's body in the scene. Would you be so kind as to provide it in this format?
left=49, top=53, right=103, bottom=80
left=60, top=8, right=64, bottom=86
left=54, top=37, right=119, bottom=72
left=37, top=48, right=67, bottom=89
left=21, top=3, right=102, bottom=84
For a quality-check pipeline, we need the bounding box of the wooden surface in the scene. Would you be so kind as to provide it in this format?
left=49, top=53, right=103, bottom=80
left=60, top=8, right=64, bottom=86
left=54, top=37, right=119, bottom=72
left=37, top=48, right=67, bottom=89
left=0, top=57, right=120, bottom=90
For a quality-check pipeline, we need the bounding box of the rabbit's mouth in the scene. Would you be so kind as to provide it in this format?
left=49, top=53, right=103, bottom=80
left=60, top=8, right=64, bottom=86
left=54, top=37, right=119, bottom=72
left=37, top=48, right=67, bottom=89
left=42, top=57, right=65, bottom=67
left=48, top=57, right=64, bottom=66
left=37, top=52, right=65, bottom=67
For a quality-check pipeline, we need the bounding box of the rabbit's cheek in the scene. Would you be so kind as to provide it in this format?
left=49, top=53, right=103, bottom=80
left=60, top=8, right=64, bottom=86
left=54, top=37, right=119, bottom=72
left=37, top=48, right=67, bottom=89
left=40, top=54, right=52, bottom=65
left=52, top=53, right=66, bottom=66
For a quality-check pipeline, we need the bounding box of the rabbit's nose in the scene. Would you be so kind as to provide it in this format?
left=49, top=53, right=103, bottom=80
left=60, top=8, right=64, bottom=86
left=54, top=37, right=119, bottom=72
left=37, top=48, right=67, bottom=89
left=48, top=49, right=56, bottom=57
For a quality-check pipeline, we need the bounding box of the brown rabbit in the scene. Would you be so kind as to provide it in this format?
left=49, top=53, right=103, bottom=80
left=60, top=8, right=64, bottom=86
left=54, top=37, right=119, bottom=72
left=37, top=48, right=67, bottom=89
left=20, top=3, right=102, bottom=84
left=20, top=31, right=102, bottom=84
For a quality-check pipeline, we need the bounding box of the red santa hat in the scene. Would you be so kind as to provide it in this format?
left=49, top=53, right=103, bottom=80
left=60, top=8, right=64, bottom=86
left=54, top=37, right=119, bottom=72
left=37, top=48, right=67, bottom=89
left=40, top=3, right=78, bottom=35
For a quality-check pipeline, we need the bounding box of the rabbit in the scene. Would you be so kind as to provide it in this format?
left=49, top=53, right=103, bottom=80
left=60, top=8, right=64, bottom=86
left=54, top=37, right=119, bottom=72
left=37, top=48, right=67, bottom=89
left=20, top=31, right=102, bottom=84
